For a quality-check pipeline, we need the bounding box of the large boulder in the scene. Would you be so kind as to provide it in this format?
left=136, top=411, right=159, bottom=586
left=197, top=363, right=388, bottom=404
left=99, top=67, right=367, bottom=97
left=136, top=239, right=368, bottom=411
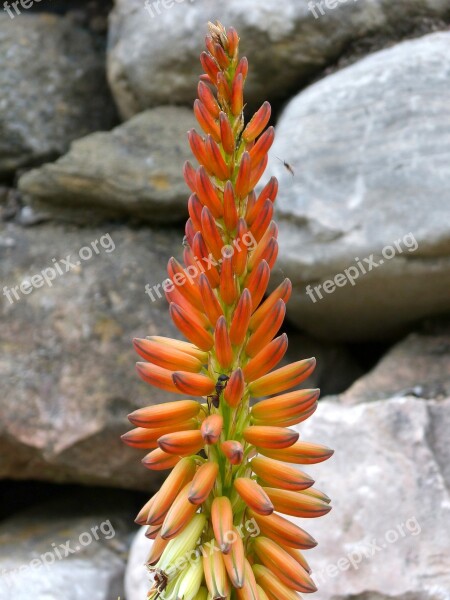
left=0, top=221, right=181, bottom=491
left=0, top=491, right=136, bottom=600
left=342, top=322, right=450, bottom=403
left=107, top=0, right=450, bottom=118
left=0, top=14, right=117, bottom=177
left=270, top=31, right=450, bottom=341
left=125, top=396, right=450, bottom=600
left=18, top=108, right=196, bottom=224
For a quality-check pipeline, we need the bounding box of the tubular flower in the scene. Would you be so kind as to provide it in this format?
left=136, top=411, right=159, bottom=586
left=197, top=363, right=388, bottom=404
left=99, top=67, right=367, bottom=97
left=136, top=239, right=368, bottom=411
left=123, top=21, right=333, bottom=600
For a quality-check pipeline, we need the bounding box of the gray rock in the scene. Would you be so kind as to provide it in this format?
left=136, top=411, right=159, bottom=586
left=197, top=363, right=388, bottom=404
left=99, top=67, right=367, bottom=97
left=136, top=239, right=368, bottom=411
left=0, top=221, right=182, bottom=490
left=0, top=14, right=117, bottom=176
left=107, top=0, right=450, bottom=118
left=126, top=397, right=450, bottom=600
left=125, top=527, right=152, bottom=600
left=269, top=31, right=450, bottom=341
left=0, top=493, right=135, bottom=600
left=342, top=328, right=450, bottom=403
left=18, top=108, right=196, bottom=224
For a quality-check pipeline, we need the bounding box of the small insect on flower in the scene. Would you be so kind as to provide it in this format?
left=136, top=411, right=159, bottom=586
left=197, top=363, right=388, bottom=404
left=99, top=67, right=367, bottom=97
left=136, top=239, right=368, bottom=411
left=207, top=373, right=230, bottom=410
left=276, top=156, right=295, bottom=176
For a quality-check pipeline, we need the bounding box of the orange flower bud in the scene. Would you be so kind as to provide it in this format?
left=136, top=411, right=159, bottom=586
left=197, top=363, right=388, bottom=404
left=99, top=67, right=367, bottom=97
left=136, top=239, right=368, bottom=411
left=247, top=233, right=278, bottom=271
left=220, top=256, right=238, bottom=306
left=121, top=420, right=198, bottom=450
left=183, top=160, right=197, bottom=192
left=235, top=151, right=252, bottom=198
left=133, top=338, right=204, bottom=373
left=203, top=541, right=230, bottom=599
left=170, top=303, right=214, bottom=351
left=236, top=56, right=248, bottom=80
left=206, top=135, right=231, bottom=180
left=263, top=487, right=332, bottom=518
left=184, top=218, right=197, bottom=247
left=243, top=101, right=271, bottom=143
left=196, top=166, right=224, bottom=218
left=160, top=482, right=198, bottom=539
left=249, top=154, right=269, bottom=190
left=194, top=99, right=221, bottom=143
left=223, top=181, right=238, bottom=230
left=201, top=414, right=223, bottom=445
left=200, top=51, right=220, bottom=83
left=234, top=477, right=274, bottom=515
left=220, top=112, right=235, bottom=154
left=128, top=399, right=200, bottom=429
left=232, top=218, right=249, bottom=276
left=251, top=456, right=314, bottom=491
left=215, top=316, right=234, bottom=369
left=147, top=336, right=207, bottom=362
left=221, top=440, right=244, bottom=465
left=192, top=232, right=220, bottom=288
left=243, top=426, right=298, bottom=450
left=245, top=299, right=285, bottom=358
left=188, top=461, right=219, bottom=504
left=301, top=486, right=331, bottom=504
left=249, top=126, right=275, bottom=166
left=142, top=448, right=181, bottom=471
left=167, top=257, right=204, bottom=312
left=146, top=533, right=169, bottom=566
left=211, top=496, right=234, bottom=553
left=198, top=273, right=223, bottom=325
left=226, top=27, right=239, bottom=57
left=147, top=457, right=197, bottom=524
left=281, top=544, right=312, bottom=574
left=201, top=206, right=225, bottom=261
left=253, top=564, right=305, bottom=600
left=248, top=358, right=316, bottom=397
left=243, top=333, right=288, bottom=382
left=229, top=289, right=252, bottom=346
left=249, top=278, right=292, bottom=331
left=231, top=73, right=244, bottom=116
left=172, top=371, right=216, bottom=397
left=144, top=524, right=161, bottom=540
left=257, top=440, right=334, bottom=465
left=158, top=429, right=204, bottom=456
left=135, top=362, right=179, bottom=394
left=217, top=71, right=232, bottom=104
left=166, top=282, right=210, bottom=330
left=253, top=536, right=317, bottom=593
left=188, top=193, right=203, bottom=231
left=245, top=260, right=270, bottom=311
left=236, top=560, right=259, bottom=600
left=214, top=42, right=230, bottom=69
left=222, top=527, right=245, bottom=588
left=223, top=368, right=245, bottom=408
left=250, top=200, right=274, bottom=243
left=188, top=129, right=213, bottom=172
left=251, top=388, right=320, bottom=424
left=248, top=510, right=318, bottom=549
left=135, top=495, right=157, bottom=525
left=198, top=80, right=220, bottom=118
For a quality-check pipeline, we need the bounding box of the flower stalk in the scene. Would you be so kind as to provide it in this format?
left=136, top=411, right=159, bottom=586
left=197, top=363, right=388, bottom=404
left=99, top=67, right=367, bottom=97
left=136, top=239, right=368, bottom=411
left=123, top=21, right=333, bottom=600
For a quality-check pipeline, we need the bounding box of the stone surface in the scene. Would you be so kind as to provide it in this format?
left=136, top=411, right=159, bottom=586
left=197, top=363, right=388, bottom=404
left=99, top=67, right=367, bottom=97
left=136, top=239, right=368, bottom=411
left=0, top=491, right=136, bottom=600
left=0, top=221, right=182, bottom=491
left=0, top=14, right=117, bottom=176
left=126, top=397, right=450, bottom=600
left=342, top=326, right=450, bottom=403
left=125, top=526, right=151, bottom=600
left=18, top=108, right=196, bottom=224
left=107, top=0, right=450, bottom=118
left=269, top=31, right=450, bottom=341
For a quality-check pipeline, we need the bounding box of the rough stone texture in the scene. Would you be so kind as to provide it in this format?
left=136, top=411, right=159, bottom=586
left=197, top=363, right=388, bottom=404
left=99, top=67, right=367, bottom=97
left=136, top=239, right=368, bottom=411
left=0, top=14, right=117, bottom=177
left=18, top=108, right=196, bottom=224
left=125, top=526, right=151, bottom=600
left=0, top=222, right=355, bottom=490
left=107, top=0, right=450, bottom=119
left=0, top=492, right=136, bottom=600
left=126, top=397, right=450, bottom=600
left=0, top=221, right=182, bottom=491
left=269, top=32, right=450, bottom=341
left=342, top=327, right=450, bottom=403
